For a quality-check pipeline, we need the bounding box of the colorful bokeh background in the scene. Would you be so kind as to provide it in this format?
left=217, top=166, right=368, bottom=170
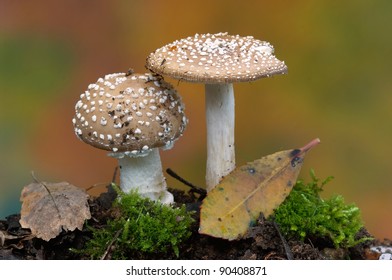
left=1, top=0, right=391, bottom=240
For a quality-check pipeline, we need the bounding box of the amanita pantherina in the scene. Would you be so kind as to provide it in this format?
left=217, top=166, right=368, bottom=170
left=146, top=32, right=287, bottom=191
left=72, top=72, right=187, bottom=204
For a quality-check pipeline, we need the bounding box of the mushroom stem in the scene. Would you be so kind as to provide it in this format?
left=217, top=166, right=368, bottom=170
left=117, top=148, right=174, bottom=204
left=205, top=83, right=236, bottom=191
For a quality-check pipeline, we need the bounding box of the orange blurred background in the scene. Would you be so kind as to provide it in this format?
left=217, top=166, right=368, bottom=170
left=1, top=0, right=391, bottom=240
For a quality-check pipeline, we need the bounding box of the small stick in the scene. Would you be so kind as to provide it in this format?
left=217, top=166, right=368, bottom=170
left=100, top=229, right=122, bottom=260
left=111, top=166, right=118, bottom=184
left=166, top=168, right=206, bottom=198
left=86, top=166, right=119, bottom=192
left=272, top=219, right=293, bottom=260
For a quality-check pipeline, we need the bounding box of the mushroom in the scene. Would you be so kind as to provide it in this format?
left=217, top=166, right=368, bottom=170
left=72, top=72, right=187, bottom=204
left=146, top=32, right=287, bottom=191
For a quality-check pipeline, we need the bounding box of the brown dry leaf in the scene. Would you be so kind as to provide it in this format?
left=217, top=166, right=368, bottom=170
left=19, top=180, right=91, bottom=241
left=199, top=138, right=320, bottom=240
left=0, top=230, right=34, bottom=250
left=1, top=230, right=29, bottom=246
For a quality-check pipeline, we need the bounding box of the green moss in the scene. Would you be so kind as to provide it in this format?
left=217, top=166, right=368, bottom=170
left=81, top=185, right=194, bottom=259
left=273, top=170, right=372, bottom=248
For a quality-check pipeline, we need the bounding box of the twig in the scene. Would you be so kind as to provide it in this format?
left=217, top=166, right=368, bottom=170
left=86, top=166, right=119, bottom=192
left=31, top=171, right=62, bottom=220
left=166, top=168, right=206, bottom=198
left=111, top=166, right=118, bottom=183
left=307, top=237, right=315, bottom=249
left=272, top=219, right=293, bottom=260
left=100, top=228, right=122, bottom=260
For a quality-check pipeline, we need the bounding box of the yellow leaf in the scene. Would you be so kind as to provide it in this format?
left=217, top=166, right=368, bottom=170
left=199, top=138, right=320, bottom=240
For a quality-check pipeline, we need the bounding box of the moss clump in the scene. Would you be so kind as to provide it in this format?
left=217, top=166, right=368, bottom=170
left=82, top=185, right=194, bottom=259
left=273, top=170, right=371, bottom=248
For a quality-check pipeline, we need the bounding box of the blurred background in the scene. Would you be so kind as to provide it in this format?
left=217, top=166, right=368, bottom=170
left=1, top=0, right=391, bottom=240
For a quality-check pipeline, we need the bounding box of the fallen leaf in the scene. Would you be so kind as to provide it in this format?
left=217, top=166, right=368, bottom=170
left=199, top=138, right=320, bottom=240
left=0, top=230, right=34, bottom=250
left=0, top=231, right=6, bottom=247
left=19, top=180, right=91, bottom=241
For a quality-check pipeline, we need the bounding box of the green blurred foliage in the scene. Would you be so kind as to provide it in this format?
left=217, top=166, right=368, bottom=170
left=0, top=34, right=75, bottom=215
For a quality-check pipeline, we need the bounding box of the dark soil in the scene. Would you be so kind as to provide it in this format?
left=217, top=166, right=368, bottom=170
left=0, top=186, right=389, bottom=260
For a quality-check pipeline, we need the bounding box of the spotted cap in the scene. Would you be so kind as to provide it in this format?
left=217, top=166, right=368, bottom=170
left=146, top=32, right=288, bottom=84
left=72, top=72, right=187, bottom=154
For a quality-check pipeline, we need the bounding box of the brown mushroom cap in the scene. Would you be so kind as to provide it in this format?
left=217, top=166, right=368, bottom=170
left=146, top=32, right=288, bottom=84
left=72, top=72, right=187, bottom=153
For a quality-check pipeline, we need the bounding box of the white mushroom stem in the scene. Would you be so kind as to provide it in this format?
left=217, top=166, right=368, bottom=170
left=117, top=148, right=174, bottom=204
left=205, top=83, right=236, bottom=192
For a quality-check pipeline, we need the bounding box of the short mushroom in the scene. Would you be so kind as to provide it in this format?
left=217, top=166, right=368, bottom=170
left=72, top=71, right=187, bottom=204
left=146, top=32, right=287, bottom=191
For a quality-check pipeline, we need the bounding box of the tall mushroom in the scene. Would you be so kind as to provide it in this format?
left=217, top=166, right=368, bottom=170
left=72, top=72, right=187, bottom=204
left=146, top=32, right=287, bottom=191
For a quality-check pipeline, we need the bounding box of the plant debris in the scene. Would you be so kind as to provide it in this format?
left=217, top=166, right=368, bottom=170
left=199, top=139, right=319, bottom=240
left=0, top=184, right=386, bottom=260
left=19, top=178, right=91, bottom=241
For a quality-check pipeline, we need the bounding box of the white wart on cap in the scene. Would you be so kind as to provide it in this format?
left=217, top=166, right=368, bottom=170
left=146, top=33, right=287, bottom=192
left=146, top=32, right=287, bottom=83
left=73, top=72, right=187, bottom=154
left=72, top=72, right=187, bottom=203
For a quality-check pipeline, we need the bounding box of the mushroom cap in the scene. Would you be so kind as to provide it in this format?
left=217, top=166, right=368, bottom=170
left=72, top=72, right=187, bottom=154
left=146, top=32, right=288, bottom=84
